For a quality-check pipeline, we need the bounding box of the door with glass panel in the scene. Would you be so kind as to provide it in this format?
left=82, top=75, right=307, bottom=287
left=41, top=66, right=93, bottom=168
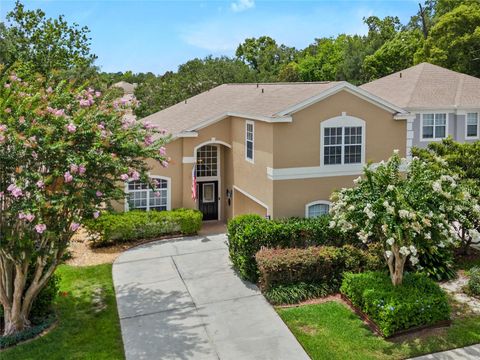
left=198, top=181, right=218, bottom=220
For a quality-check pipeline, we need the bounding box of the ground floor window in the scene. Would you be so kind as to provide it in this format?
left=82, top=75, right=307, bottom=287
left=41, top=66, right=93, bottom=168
left=126, top=177, right=169, bottom=211
left=305, top=201, right=331, bottom=218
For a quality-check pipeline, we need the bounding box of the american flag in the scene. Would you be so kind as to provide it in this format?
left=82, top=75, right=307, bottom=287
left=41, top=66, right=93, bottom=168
left=191, top=165, right=197, bottom=201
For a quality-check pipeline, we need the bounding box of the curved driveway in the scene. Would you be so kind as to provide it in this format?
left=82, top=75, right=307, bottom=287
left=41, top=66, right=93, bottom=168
left=112, top=233, right=310, bottom=360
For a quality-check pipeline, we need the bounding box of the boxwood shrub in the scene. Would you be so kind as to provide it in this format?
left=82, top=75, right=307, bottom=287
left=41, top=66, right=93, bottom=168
left=227, top=214, right=357, bottom=282
left=85, top=208, right=203, bottom=246
left=340, top=271, right=451, bottom=337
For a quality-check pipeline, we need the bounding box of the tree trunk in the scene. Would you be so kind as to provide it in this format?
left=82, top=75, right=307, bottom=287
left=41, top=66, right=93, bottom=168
left=387, top=244, right=406, bottom=286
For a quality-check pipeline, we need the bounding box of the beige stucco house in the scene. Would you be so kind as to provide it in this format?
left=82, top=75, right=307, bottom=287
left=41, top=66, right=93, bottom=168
left=119, top=63, right=480, bottom=221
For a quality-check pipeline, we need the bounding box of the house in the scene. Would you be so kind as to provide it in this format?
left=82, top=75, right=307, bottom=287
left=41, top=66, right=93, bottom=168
left=116, top=63, right=480, bottom=221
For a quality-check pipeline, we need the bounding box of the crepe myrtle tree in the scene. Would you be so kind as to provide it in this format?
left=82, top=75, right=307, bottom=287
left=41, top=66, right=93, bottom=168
left=0, top=67, right=170, bottom=335
left=329, top=151, right=479, bottom=286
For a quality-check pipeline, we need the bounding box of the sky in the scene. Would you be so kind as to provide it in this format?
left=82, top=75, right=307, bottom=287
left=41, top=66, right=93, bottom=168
left=0, top=0, right=420, bottom=74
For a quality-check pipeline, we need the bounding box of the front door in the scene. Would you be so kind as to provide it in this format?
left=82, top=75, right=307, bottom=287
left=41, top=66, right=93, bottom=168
left=198, top=181, right=218, bottom=220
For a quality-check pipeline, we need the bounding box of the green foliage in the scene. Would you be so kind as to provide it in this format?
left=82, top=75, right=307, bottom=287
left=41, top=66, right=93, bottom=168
left=417, top=3, right=480, bottom=77
left=263, top=283, right=332, bottom=305
left=256, top=245, right=383, bottom=296
left=468, top=266, right=480, bottom=296
left=0, top=315, right=56, bottom=349
left=341, top=271, right=451, bottom=337
left=1, top=1, right=96, bottom=76
left=227, top=214, right=355, bottom=282
left=84, top=209, right=203, bottom=246
left=330, top=152, right=478, bottom=285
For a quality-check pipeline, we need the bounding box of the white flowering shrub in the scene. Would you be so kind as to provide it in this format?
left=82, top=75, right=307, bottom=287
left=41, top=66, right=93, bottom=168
left=330, top=152, right=479, bottom=286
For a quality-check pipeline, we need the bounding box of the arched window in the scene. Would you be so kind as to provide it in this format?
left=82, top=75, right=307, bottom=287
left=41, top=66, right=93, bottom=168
left=305, top=200, right=331, bottom=218
left=320, top=115, right=365, bottom=166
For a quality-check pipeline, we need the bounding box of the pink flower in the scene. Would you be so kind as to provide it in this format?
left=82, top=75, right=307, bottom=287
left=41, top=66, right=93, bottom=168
left=7, top=184, right=23, bottom=198
left=159, top=147, right=167, bottom=156
left=154, top=191, right=161, bottom=198
left=46, top=87, right=53, bottom=94
left=5, top=108, right=11, bottom=114
left=161, top=160, right=169, bottom=168
left=19, top=116, right=25, bottom=124
left=95, top=91, right=101, bottom=98
left=54, top=109, right=65, bottom=117
left=66, top=123, right=77, bottom=133
left=143, top=122, right=157, bottom=130
left=93, top=211, right=100, bottom=219
left=98, top=123, right=105, bottom=130
left=120, top=174, right=129, bottom=181
left=144, top=135, right=153, bottom=146
left=96, top=191, right=103, bottom=197
left=70, top=164, right=78, bottom=173
left=0, top=134, right=5, bottom=143
left=35, top=224, right=47, bottom=234
left=79, top=98, right=94, bottom=107
left=78, top=164, right=86, bottom=175
left=36, top=180, right=45, bottom=189
left=70, top=223, right=80, bottom=232
left=9, top=74, right=18, bottom=82
left=64, top=171, right=73, bottom=183
left=0, top=124, right=7, bottom=132
left=130, top=171, right=140, bottom=181
left=19, top=213, right=35, bottom=222
left=4, top=83, right=10, bottom=88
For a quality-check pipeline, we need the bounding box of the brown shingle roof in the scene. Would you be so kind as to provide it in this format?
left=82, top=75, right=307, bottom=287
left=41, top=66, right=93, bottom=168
left=360, top=62, right=480, bottom=110
left=142, top=82, right=341, bottom=135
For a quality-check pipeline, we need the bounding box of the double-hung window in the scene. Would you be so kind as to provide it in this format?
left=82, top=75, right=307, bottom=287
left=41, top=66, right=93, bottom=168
left=323, top=125, right=363, bottom=165
left=422, top=113, right=447, bottom=140
left=245, top=121, right=254, bottom=162
left=126, top=177, right=169, bottom=211
left=466, top=112, right=479, bottom=139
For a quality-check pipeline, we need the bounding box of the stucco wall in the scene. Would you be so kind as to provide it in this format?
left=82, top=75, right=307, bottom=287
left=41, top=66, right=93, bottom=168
left=273, top=90, right=406, bottom=168
left=233, top=188, right=268, bottom=217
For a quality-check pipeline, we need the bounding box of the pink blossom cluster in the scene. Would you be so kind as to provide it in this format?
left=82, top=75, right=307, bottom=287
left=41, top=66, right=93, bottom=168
left=70, top=163, right=86, bottom=175
left=120, top=169, right=140, bottom=181
left=66, top=123, right=77, bottom=133
left=78, top=87, right=99, bottom=107
left=121, top=117, right=136, bottom=129
left=0, top=124, right=6, bottom=143
left=35, top=224, right=47, bottom=234
left=70, top=222, right=80, bottom=232
left=7, top=184, right=23, bottom=198
left=46, top=106, right=65, bottom=117
left=19, top=212, right=35, bottom=222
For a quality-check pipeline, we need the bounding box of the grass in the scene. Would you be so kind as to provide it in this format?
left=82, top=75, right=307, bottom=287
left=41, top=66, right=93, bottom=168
left=2, top=264, right=124, bottom=360
left=277, top=301, right=480, bottom=360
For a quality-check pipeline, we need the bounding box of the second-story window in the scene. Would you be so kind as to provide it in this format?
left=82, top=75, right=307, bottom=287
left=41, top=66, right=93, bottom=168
left=466, top=112, right=479, bottom=138
left=323, top=126, right=363, bottom=165
left=245, top=120, right=254, bottom=163
left=422, top=113, right=447, bottom=140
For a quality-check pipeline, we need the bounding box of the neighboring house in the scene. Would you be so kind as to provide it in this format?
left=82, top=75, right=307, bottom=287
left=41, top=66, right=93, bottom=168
left=112, top=81, right=137, bottom=95
left=116, top=63, right=480, bottom=221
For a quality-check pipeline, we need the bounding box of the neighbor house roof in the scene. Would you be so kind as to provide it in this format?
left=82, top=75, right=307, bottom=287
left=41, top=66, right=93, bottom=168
left=142, top=82, right=409, bottom=136
left=360, top=62, right=480, bottom=110
left=112, top=81, right=137, bottom=95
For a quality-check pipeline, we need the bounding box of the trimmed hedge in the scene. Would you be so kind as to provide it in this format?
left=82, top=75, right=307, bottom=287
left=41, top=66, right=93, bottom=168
left=256, top=245, right=382, bottom=296
left=227, top=214, right=356, bottom=282
left=340, top=271, right=451, bottom=337
left=85, top=208, right=202, bottom=246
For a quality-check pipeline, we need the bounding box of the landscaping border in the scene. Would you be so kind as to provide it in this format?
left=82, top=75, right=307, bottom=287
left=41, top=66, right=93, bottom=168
left=340, top=294, right=452, bottom=338
left=0, top=315, right=58, bottom=350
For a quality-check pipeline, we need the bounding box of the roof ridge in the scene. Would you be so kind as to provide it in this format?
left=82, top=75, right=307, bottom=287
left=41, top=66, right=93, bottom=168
left=224, top=81, right=336, bottom=86
left=405, top=62, right=426, bottom=107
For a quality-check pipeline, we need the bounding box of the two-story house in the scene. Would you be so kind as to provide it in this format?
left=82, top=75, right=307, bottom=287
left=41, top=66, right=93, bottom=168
left=116, top=63, right=480, bottom=221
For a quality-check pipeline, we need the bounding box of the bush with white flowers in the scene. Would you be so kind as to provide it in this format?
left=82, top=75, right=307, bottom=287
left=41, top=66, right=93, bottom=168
left=330, top=151, right=479, bottom=286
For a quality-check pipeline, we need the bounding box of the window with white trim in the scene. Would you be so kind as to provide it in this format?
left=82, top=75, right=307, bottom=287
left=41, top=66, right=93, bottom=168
left=245, top=121, right=254, bottom=162
left=422, top=113, right=447, bottom=140
left=126, top=177, right=169, bottom=211
left=306, top=201, right=330, bottom=218
left=324, top=126, right=363, bottom=165
left=196, top=145, right=218, bottom=177
left=466, top=112, right=479, bottom=138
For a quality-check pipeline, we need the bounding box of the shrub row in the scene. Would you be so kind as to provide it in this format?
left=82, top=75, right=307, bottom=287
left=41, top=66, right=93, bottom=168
left=227, top=214, right=356, bottom=282
left=256, top=245, right=383, bottom=296
left=340, top=271, right=451, bottom=337
left=85, top=209, right=203, bottom=246
left=468, top=266, right=480, bottom=296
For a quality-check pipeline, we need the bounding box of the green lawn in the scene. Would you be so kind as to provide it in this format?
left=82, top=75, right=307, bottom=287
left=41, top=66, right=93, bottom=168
left=2, top=264, right=124, bottom=360
left=277, top=301, right=480, bottom=360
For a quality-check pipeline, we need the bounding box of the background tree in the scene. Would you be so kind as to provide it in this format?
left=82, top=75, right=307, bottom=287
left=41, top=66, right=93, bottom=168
left=0, top=1, right=96, bottom=77
left=0, top=66, right=169, bottom=335
left=330, top=152, right=478, bottom=286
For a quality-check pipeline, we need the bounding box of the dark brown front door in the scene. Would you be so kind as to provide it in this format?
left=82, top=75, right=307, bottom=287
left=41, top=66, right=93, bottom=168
left=198, top=181, right=218, bottom=220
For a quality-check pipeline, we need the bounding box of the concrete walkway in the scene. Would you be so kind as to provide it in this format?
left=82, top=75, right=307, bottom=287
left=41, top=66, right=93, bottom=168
left=112, top=233, right=310, bottom=360
left=411, top=344, right=480, bottom=359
